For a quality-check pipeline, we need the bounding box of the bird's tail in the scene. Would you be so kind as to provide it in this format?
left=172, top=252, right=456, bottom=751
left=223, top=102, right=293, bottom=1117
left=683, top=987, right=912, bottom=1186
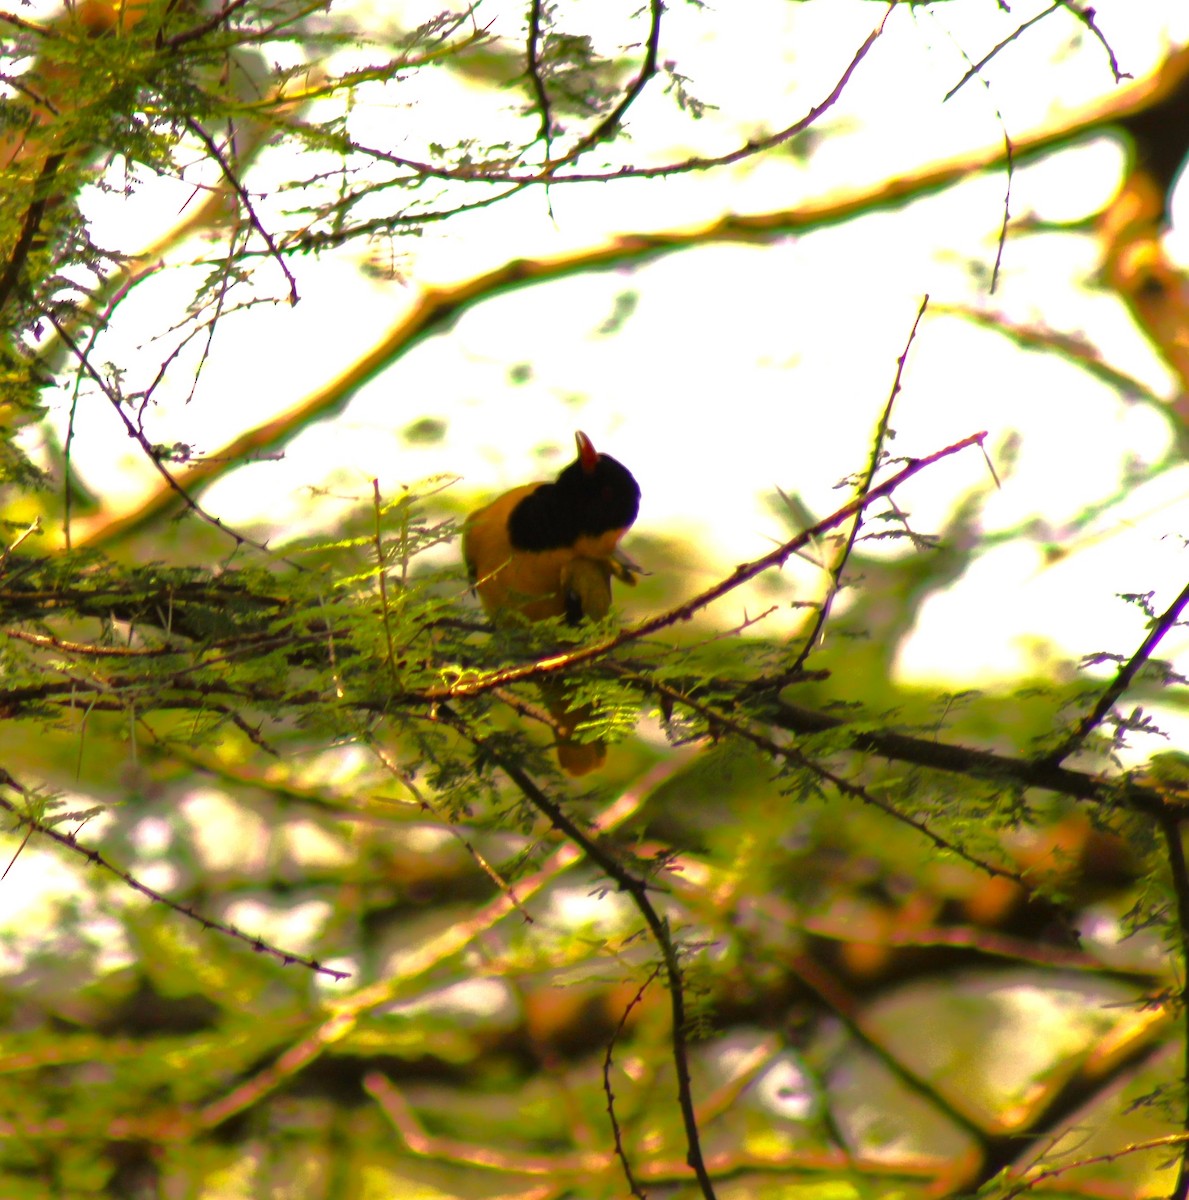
left=556, top=731, right=606, bottom=776
left=539, top=679, right=606, bottom=776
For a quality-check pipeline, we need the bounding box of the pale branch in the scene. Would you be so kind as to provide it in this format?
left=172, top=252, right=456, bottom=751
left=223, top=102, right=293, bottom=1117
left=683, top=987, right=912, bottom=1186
left=940, top=305, right=1170, bottom=409
left=996, top=1132, right=1189, bottom=1199
left=195, top=782, right=654, bottom=1133
left=795, top=908, right=1129, bottom=975
left=789, top=950, right=989, bottom=1142
left=366, top=1070, right=617, bottom=1177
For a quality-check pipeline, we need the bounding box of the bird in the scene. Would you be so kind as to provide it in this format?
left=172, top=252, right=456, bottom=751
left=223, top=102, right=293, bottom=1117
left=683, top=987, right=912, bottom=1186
left=462, top=431, right=641, bottom=775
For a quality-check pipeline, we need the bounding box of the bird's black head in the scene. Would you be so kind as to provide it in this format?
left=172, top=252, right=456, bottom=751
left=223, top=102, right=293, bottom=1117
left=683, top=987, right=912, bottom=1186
left=508, top=431, right=640, bottom=552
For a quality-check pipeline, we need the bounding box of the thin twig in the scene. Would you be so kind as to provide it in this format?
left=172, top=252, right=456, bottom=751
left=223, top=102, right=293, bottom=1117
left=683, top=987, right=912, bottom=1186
left=183, top=117, right=299, bottom=305
left=372, top=479, right=400, bottom=685
left=164, top=0, right=253, bottom=51
left=0, top=12, right=55, bottom=36
left=764, top=698, right=1185, bottom=821
left=0, top=768, right=347, bottom=978
left=1055, top=0, right=1131, bottom=83
left=367, top=737, right=537, bottom=927
left=935, top=18, right=1017, bottom=292
left=64, top=261, right=167, bottom=549
left=943, top=5, right=1059, bottom=102
left=989, top=97, right=1013, bottom=294
left=4, top=629, right=181, bottom=657
left=996, top=1131, right=1189, bottom=1198
left=47, top=311, right=294, bottom=563
left=561, top=0, right=663, bottom=165
left=604, top=966, right=662, bottom=1200
left=792, top=294, right=929, bottom=671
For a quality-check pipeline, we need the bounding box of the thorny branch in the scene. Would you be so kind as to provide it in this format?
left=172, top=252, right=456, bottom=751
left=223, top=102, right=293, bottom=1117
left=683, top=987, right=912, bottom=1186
left=525, top=0, right=553, bottom=150
left=1055, top=0, right=1132, bottom=83
left=47, top=312, right=295, bottom=563
left=612, top=665, right=1031, bottom=889
left=792, top=294, right=928, bottom=672
left=0, top=767, right=348, bottom=978
left=604, top=966, right=662, bottom=1199
left=318, top=9, right=887, bottom=197
left=1044, top=577, right=1189, bottom=766
left=183, top=117, right=299, bottom=307
left=996, top=1132, right=1189, bottom=1199
left=163, top=0, right=253, bottom=50
left=559, top=0, right=663, bottom=166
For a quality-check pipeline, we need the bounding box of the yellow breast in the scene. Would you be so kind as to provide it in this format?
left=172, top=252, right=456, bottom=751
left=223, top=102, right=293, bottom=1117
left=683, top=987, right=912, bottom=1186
left=463, top=485, right=629, bottom=623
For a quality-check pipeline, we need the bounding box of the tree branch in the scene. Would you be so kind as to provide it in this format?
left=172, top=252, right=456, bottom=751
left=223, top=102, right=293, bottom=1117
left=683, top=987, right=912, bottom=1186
left=792, top=294, right=928, bottom=671
left=0, top=767, right=347, bottom=978
left=442, top=715, right=718, bottom=1200
left=0, top=151, right=63, bottom=321
left=1044, top=577, right=1189, bottom=765
left=425, top=431, right=987, bottom=701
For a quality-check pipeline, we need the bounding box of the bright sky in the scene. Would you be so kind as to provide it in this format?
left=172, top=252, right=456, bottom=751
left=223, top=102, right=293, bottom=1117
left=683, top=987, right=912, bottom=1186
left=15, top=0, right=1189, bottom=764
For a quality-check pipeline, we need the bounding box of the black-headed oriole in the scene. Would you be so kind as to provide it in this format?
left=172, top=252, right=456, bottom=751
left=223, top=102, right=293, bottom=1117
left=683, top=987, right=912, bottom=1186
left=463, top=431, right=640, bottom=774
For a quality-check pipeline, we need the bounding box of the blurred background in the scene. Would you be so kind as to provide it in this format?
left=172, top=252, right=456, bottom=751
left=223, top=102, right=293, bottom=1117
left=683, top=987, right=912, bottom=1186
left=3, top=0, right=1189, bottom=1196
